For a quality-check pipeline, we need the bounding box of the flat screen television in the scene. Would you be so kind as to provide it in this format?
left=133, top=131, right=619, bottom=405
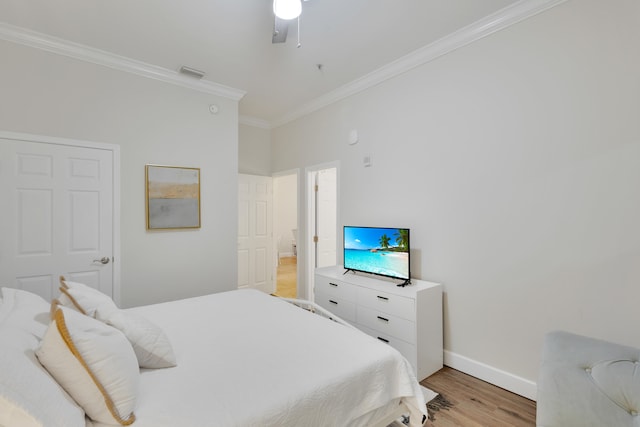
left=343, top=226, right=411, bottom=286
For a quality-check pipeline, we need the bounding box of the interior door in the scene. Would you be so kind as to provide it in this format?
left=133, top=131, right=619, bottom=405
left=237, top=174, right=274, bottom=294
left=0, top=136, right=115, bottom=301
left=315, top=168, right=337, bottom=268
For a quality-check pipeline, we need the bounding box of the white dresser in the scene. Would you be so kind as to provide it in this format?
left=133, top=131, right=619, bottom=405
left=314, top=265, right=443, bottom=381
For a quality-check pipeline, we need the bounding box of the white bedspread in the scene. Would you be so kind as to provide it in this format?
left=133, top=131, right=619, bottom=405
left=90, top=289, right=427, bottom=427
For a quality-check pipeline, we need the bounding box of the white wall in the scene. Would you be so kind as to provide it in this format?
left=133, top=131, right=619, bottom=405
left=239, top=123, right=271, bottom=176
left=272, top=0, right=640, bottom=390
left=274, top=174, right=298, bottom=257
left=0, top=40, right=239, bottom=307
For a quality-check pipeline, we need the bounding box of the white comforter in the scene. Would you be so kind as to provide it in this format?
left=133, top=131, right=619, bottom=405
left=90, top=289, right=427, bottom=427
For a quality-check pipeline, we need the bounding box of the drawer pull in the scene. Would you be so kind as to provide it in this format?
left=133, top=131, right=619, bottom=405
left=329, top=282, right=338, bottom=287
left=377, top=316, right=389, bottom=322
left=377, top=295, right=389, bottom=301
left=329, top=300, right=338, bottom=305
left=377, top=337, right=389, bottom=343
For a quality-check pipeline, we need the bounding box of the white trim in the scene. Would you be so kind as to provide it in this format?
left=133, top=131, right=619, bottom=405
left=0, top=23, right=246, bottom=101
left=272, top=168, right=302, bottom=299
left=1, top=130, right=116, bottom=151
left=305, top=170, right=315, bottom=301
left=444, top=350, right=537, bottom=401
left=0, top=0, right=566, bottom=126
left=239, top=115, right=272, bottom=130
left=271, top=0, right=568, bottom=127
left=304, top=161, right=340, bottom=302
left=111, top=145, right=122, bottom=307
left=0, top=130, right=122, bottom=306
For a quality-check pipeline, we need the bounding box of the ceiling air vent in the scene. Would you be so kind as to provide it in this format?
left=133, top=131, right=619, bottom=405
left=179, top=66, right=205, bottom=79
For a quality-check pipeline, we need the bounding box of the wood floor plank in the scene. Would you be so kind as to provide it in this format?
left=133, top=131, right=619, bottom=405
left=274, top=265, right=535, bottom=426
left=421, top=367, right=536, bottom=427
left=274, top=256, right=297, bottom=298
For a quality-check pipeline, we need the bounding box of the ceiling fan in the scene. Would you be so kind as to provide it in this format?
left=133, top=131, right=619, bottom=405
left=272, top=0, right=311, bottom=46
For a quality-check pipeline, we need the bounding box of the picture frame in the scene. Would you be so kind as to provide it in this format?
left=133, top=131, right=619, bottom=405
left=145, top=164, right=201, bottom=230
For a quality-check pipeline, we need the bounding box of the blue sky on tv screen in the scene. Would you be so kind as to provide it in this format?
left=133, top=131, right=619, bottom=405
left=344, top=227, right=406, bottom=250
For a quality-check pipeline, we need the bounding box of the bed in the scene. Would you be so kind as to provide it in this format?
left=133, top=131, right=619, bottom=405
left=0, top=284, right=428, bottom=427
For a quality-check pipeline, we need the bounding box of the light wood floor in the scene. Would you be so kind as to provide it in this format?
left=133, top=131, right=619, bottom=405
left=274, top=256, right=297, bottom=298
left=274, top=260, right=535, bottom=426
left=420, top=367, right=536, bottom=427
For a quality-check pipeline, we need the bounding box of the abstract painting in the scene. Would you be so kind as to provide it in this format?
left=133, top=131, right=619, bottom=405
left=146, top=165, right=200, bottom=229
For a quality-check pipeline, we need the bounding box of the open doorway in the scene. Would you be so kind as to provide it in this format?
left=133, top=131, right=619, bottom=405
left=273, top=171, right=298, bottom=298
left=306, top=163, right=339, bottom=300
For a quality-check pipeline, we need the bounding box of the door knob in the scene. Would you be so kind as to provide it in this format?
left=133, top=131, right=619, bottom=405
left=93, top=257, right=110, bottom=265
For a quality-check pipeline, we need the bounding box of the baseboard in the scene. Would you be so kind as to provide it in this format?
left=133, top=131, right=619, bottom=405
left=279, top=252, right=294, bottom=258
left=444, top=350, right=537, bottom=401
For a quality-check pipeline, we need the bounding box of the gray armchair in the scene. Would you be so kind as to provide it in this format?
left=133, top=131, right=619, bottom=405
left=537, top=331, right=640, bottom=426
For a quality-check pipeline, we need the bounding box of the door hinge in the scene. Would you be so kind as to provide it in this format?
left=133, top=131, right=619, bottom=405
left=314, top=184, right=318, bottom=192
left=313, top=235, right=318, bottom=243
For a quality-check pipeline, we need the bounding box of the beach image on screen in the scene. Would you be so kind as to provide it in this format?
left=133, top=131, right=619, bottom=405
left=344, top=227, right=409, bottom=280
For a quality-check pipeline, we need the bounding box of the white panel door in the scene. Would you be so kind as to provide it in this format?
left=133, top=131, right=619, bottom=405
left=237, top=174, right=274, bottom=294
left=0, top=137, right=114, bottom=301
left=316, top=168, right=337, bottom=268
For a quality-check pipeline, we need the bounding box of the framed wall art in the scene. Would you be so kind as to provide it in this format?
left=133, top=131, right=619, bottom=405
left=146, top=164, right=201, bottom=230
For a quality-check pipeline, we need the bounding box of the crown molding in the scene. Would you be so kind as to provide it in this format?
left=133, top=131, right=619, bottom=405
left=239, top=115, right=272, bottom=130
left=0, top=22, right=246, bottom=101
left=271, top=0, right=568, bottom=128
left=0, top=0, right=567, bottom=126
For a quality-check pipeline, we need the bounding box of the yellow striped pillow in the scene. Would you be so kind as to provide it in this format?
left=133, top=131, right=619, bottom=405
left=57, top=277, right=118, bottom=320
left=36, top=306, right=139, bottom=425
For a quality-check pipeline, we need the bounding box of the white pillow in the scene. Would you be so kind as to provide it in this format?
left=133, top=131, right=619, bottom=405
left=0, top=287, right=50, bottom=337
left=56, top=278, right=177, bottom=369
left=58, top=278, right=118, bottom=320
left=107, top=310, right=177, bottom=369
left=36, top=306, right=139, bottom=426
left=0, top=288, right=85, bottom=427
left=0, top=395, right=41, bottom=427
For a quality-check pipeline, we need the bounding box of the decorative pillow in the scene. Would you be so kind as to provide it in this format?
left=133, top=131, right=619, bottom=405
left=0, top=288, right=85, bottom=427
left=58, top=277, right=118, bottom=320
left=0, top=287, right=51, bottom=336
left=589, top=359, right=640, bottom=414
left=36, top=306, right=139, bottom=426
left=56, top=278, right=177, bottom=369
left=0, top=395, right=41, bottom=427
left=106, top=310, right=177, bottom=369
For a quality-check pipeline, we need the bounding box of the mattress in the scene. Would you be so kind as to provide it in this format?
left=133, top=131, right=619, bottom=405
left=89, top=289, right=427, bottom=426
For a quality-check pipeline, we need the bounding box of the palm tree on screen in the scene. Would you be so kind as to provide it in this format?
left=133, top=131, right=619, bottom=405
left=379, top=234, right=390, bottom=249
left=394, top=229, right=409, bottom=251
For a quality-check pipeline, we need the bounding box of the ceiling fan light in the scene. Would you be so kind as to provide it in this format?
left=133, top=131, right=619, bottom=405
left=273, top=0, right=302, bottom=20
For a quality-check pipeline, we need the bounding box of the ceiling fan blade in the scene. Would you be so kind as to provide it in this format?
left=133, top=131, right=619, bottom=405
left=272, top=16, right=289, bottom=43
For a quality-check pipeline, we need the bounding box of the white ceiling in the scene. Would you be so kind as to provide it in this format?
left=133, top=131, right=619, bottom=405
left=0, top=0, right=521, bottom=126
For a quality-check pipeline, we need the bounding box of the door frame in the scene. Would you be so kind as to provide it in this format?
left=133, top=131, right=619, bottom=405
left=0, top=130, right=121, bottom=305
left=305, top=161, right=340, bottom=301
left=272, top=168, right=301, bottom=297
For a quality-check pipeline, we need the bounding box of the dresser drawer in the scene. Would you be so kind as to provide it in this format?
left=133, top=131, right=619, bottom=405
left=358, top=325, right=417, bottom=373
left=315, top=275, right=357, bottom=301
left=357, top=305, right=416, bottom=344
left=316, top=266, right=443, bottom=381
left=315, top=291, right=356, bottom=323
left=356, top=286, right=415, bottom=320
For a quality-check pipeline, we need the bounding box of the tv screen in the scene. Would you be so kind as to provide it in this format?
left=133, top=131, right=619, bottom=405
left=343, top=226, right=410, bottom=282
